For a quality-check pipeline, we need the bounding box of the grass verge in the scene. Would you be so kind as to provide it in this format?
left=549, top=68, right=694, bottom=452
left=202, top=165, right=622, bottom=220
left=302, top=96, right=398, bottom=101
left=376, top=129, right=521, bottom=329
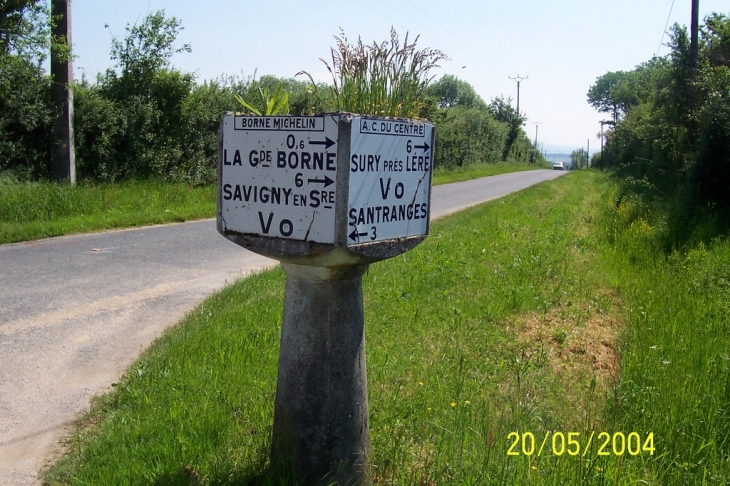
left=0, top=180, right=216, bottom=244
left=1, top=162, right=542, bottom=245
left=41, top=172, right=730, bottom=485
left=42, top=169, right=730, bottom=485
left=44, top=171, right=638, bottom=485
left=431, top=161, right=545, bottom=185
left=42, top=171, right=730, bottom=484
left=596, top=181, right=730, bottom=484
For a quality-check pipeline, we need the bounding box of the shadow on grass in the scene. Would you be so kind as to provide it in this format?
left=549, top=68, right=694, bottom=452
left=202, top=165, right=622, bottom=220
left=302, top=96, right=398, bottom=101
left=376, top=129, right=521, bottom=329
left=607, top=163, right=730, bottom=253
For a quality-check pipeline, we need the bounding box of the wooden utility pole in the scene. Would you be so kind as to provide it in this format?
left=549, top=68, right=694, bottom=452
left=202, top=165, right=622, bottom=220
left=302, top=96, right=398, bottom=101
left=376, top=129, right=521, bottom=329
left=508, top=74, right=528, bottom=118
left=51, top=0, right=75, bottom=184
left=690, top=0, right=699, bottom=72
left=533, top=121, right=542, bottom=148
left=600, top=122, right=605, bottom=170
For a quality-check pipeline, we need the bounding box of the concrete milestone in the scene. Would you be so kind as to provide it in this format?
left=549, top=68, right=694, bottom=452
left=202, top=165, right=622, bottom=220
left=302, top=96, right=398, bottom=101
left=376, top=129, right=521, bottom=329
left=217, top=112, right=435, bottom=486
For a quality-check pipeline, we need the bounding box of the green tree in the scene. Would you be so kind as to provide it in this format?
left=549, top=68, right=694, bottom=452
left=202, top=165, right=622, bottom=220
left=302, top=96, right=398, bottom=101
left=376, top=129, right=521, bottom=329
left=109, top=10, right=190, bottom=85
left=76, top=10, right=199, bottom=181
left=589, top=11, right=730, bottom=243
left=570, top=148, right=588, bottom=169
left=488, top=95, right=527, bottom=161
left=0, top=0, right=47, bottom=58
left=426, top=74, right=486, bottom=110
left=609, top=57, right=670, bottom=114
left=587, top=71, right=629, bottom=125
left=0, top=0, right=51, bottom=179
left=690, top=13, right=730, bottom=209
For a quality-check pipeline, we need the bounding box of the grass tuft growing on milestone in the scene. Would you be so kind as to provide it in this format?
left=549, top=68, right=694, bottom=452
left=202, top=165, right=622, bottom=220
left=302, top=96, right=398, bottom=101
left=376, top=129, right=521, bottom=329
left=303, top=27, right=448, bottom=118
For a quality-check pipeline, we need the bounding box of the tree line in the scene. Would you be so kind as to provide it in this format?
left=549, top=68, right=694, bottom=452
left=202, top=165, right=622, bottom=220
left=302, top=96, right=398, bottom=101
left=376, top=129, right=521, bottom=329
left=587, top=11, right=730, bottom=228
left=0, top=3, right=543, bottom=185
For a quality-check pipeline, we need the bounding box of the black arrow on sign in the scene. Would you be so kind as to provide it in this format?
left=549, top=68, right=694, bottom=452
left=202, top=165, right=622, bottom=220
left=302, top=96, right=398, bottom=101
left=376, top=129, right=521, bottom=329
left=308, top=176, right=334, bottom=187
left=348, top=228, right=368, bottom=242
left=414, top=141, right=430, bottom=153
left=309, top=137, right=336, bottom=149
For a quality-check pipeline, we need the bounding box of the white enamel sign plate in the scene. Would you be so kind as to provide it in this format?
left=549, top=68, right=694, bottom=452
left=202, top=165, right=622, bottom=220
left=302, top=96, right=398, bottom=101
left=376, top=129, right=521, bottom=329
left=348, top=117, right=432, bottom=244
left=220, top=115, right=338, bottom=244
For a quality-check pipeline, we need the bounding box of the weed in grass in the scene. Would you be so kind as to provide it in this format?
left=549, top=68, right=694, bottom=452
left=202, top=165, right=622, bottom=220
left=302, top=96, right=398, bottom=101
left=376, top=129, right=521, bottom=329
left=551, top=327, right=568, bottom=345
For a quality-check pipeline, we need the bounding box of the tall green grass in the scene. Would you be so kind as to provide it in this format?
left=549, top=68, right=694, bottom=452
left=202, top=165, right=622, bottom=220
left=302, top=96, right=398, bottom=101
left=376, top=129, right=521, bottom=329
left=42, top=171, right=730, bottom=484
left=0, top=180, right=216, bottom=244
left=597, top=184, right=730, bottom=484
left=306, top=27, right=448, bottom=118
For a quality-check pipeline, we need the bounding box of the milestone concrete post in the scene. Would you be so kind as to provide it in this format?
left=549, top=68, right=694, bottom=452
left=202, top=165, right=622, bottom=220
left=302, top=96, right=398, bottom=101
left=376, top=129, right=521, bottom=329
left=217, top=112, right=434, bottom=485
left=273, top=263, right=369, bottom=484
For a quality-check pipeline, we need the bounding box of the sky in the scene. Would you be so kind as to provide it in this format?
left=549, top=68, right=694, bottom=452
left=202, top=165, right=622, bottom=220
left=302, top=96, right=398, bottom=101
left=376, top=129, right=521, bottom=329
left=66, top=0, right=729, bottom=154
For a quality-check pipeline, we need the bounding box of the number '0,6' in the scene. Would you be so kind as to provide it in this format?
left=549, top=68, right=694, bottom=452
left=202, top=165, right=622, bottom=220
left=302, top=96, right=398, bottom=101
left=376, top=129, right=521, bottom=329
left=287, top=135, right=305, bottom=150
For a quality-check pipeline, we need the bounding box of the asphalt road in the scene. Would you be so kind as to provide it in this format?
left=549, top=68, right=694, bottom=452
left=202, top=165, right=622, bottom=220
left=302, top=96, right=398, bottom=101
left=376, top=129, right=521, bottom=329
left=0, top=169, right=566, bottom=485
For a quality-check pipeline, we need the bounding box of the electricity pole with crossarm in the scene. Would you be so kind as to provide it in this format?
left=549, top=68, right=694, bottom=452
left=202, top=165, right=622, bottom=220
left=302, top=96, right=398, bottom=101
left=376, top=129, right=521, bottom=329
left=508, top=74, right=528, bottom=118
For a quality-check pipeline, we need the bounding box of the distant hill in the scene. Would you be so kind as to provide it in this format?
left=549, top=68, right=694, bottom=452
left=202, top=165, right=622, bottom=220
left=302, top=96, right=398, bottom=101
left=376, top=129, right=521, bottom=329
left=545, top=153, right=571, bottom=162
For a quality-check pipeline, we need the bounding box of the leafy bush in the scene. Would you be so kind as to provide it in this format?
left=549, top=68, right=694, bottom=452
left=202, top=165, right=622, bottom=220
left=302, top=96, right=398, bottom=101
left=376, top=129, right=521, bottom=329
left=0, top=54, right=53, bottom=179
left=73, top=81, right=123, bottom=181
left=433, top=106, right=507, bottom=168
left=691, top=64, right=730, bottom=210
left=426, top=78, right=542, bottom=168
left=72, top=12, right=334, bottom=184
left=0, top=0, right=52, bottom=180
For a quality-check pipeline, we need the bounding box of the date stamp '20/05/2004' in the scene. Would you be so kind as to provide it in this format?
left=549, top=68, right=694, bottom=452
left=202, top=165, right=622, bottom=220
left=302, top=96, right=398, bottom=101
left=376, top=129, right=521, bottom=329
left=507, top=431, right=655, bottom=457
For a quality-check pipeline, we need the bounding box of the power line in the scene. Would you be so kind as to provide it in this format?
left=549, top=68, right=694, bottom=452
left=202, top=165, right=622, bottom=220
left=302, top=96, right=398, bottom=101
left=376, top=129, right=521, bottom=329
left=358, top=0, right=512, bottom=76
left=379, top=0, right=455, bottom=49
left=656, top=0, right=676, bottom=56
left=403, top=0, right=472, bottom=47
left=401, top=0, right=509, bottom=70
left=353, top=0, right=460, bottom=64
left=353, top=0, right=402, bottom=33
left=348, top=0, right=523, bottom=105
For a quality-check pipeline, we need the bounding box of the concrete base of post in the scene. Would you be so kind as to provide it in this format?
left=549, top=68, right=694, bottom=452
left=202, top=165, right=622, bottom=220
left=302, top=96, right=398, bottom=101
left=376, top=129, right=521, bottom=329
left=272, top=263, right=371, bottom=485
